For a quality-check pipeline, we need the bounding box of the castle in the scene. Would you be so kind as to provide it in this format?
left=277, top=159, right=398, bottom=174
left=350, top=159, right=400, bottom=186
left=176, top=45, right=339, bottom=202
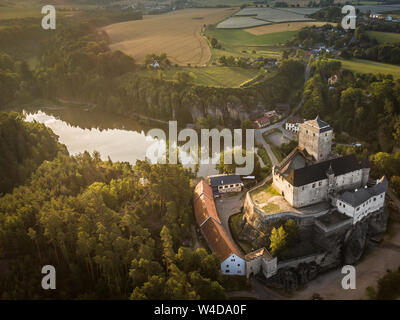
left=273, top=116, right=387, bottom=223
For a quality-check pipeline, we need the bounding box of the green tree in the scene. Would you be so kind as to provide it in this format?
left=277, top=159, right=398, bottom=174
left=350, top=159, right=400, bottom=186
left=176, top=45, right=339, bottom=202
left=269, top=226, right=287, bottom=256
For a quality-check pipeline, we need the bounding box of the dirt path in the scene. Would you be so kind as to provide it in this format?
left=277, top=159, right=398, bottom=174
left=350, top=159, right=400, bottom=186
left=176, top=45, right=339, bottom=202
left=290, top=222, right=400, bottom=300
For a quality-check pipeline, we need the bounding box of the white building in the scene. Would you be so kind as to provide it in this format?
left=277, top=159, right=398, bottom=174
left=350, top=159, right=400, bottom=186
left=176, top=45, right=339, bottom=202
left=209, top=174, right=243, bottom=195
left=245, top=248, right=277, bottom=279
left=285, top=116, right=304, bottom=133
left=149, top=60, right=160, bottom=68
left=337, top=177, right=388, bottom=224
left=273, top=116, right=387, bottom=211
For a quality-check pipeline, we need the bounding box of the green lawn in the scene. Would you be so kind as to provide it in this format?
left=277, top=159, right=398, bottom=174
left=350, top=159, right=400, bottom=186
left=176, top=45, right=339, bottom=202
left=332, top=58, right=400, bottom=79
left=366, top=31, right=400, bottom=44
left=140, top=66, right=263, bottom=87
left=262, top=203, right=280, bottom=213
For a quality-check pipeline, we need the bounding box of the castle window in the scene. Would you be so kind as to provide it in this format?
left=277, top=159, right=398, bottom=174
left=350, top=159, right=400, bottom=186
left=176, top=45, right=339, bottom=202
left=380, top=195, right=383, bottom=198
left=312, top=183, right=315, bottom=188
left=226, top=270, right=230, bottom=273
left=357, top=207, right=360, bottom=211
left=374, top=197, right=376, bottom=201
left=237, top=264, right=241, bottom=267
left=226, top=265, right=229, bottom=267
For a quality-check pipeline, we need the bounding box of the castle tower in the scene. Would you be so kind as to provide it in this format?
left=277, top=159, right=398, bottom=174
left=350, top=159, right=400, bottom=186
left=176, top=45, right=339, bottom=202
left=298, top=115, right=333, bottom=162
left=361, top=157, right=371, bottom=186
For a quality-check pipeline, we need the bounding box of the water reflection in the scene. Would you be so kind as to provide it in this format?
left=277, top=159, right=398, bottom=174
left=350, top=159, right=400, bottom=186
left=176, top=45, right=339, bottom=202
left=23, top=108, right=220, bottom=177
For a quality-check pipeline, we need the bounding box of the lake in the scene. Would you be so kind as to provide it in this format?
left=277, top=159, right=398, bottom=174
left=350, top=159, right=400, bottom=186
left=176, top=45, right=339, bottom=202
left=23, top=107, right=220, bottom=177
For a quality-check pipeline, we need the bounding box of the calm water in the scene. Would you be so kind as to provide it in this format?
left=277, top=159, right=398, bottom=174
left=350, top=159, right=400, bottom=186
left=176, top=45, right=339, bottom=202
left=23, top=107, right=220, bottom=177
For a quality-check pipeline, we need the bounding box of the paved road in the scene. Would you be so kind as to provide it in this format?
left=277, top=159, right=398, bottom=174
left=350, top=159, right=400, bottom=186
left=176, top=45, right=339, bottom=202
left=255, top=130, right=279, bottom=166
left=250, top=277, right=286, bottom=300
left=254, top=59, right=311, bottom=167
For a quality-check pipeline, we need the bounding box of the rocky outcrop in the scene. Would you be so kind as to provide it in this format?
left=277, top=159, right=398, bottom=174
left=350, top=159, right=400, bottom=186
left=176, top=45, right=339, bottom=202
left=241, top=191, right=388, bottom=290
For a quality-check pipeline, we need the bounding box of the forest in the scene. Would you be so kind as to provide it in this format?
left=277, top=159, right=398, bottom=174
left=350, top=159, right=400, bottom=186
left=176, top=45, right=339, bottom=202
left=0, top=116, right=233, bottom=299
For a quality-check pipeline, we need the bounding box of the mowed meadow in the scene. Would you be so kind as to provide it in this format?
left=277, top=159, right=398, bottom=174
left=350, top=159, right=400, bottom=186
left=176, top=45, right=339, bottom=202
left=245, top=21, right=330, bottom=35
left=103, top=8, right=236, bottom=66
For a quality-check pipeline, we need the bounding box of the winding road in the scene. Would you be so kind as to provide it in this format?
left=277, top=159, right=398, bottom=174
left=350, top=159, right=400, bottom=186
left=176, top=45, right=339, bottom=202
left=255, top=59, right=311, bottom=166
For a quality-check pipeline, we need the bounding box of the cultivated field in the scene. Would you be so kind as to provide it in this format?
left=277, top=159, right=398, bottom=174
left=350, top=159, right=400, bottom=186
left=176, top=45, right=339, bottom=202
left=354, top=4, right=400, bottom=13
left=217, top=7, right=321, bottom=28
left=333, top=58, right=400, bottom=79
left=245, top=21, right=330, bottom=35
left=217, top=16, right=271, bottom=29
left=208, top=28, right=299, bottom=46
left=366, top=31, right=400, bottom=43
left=103, top=8, right=236, bottom=66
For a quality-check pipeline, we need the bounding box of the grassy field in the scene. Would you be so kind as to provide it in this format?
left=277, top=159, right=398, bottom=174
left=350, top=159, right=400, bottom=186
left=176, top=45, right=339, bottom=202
left=245, top=21, right=330, bottom=35
left=366, top=31, right=400, bottom=44
left=139, top=65, right=263, bottom=87
left=332, top=58, right=400, bottom=78
left=208, top=28, right=299, bottom=47
left=103, top=8, right=236, bottom=66
left=0, top=7, right=41, bottom=19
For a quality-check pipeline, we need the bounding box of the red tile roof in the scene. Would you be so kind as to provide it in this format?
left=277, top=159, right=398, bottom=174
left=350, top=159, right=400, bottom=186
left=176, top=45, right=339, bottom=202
left=193, top=180, right=221, bottom=225
left=193, top=180, right=243, bottom=261
left=200, top=217, right=243, bottom=261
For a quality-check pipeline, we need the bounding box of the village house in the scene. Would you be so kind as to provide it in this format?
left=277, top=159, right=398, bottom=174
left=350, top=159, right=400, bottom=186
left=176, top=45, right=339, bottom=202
left=208, top=174, right=243, bottom=195
left=328, top=75, right=338, bottom=86
left=264, top=110, right=278, bottom=119
left=285, top=116, right=304, bottom=133
left=149, top=60, right=160, bottom=68
left=254, top=115, right=270, bottom=128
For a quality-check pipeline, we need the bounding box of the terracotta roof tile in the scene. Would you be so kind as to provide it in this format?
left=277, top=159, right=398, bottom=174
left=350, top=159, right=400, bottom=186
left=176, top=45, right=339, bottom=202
left=193, top=180, right=221, bottom=225
left=201, top=218, right=243, bottom=261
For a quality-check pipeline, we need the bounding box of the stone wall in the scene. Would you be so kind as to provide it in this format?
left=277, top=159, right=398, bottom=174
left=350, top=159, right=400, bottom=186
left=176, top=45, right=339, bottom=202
left=242, top=184, right=388, bottom=291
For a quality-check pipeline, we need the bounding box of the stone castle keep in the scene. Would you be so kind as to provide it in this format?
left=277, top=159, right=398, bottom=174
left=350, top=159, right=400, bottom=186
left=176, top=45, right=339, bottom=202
left=240, top=117, right=389, bottom=290
left=272, top=116, right=380, bottom=214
